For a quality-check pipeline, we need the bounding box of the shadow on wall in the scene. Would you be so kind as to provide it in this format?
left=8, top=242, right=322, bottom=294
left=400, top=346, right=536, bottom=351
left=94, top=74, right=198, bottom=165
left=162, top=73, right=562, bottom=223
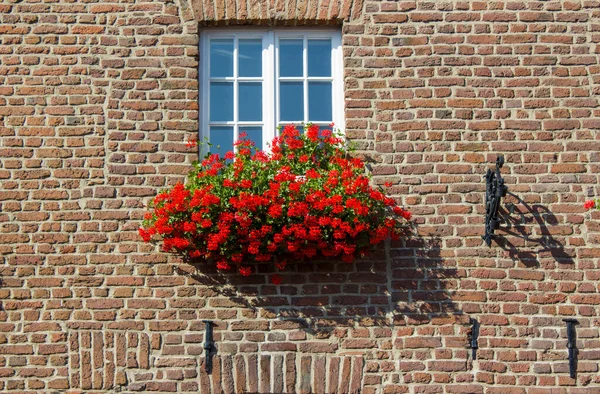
left=175, top=235, right=463, bottom=334
left=495, top=191, right=575, bottom=267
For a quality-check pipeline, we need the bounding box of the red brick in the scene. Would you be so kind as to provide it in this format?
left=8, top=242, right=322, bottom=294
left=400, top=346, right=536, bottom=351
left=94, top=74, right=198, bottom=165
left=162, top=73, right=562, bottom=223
left=0, top=345, right=33, bottom=355
left=261, top=343, right=297, bottom=352
left=90, top=4, right=126, bottom=13
left=298, top=342, right=338, bottom=353
left=86, top=300, right=124, bottom=310
left=72, top=25, right=105, bottom=35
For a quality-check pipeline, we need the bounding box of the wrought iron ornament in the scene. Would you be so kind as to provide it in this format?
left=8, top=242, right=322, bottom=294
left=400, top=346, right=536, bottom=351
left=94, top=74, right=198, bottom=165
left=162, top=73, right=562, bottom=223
left=482, top=156, right=508, bottom=246
left=564, top=319, right=579, bottom=379
left=203, top=320, right=215, bottom=373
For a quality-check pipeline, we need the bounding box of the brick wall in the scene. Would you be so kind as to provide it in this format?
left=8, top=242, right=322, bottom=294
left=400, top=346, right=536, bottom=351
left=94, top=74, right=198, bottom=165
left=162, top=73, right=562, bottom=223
left=1, top=0, right=600, bottom=393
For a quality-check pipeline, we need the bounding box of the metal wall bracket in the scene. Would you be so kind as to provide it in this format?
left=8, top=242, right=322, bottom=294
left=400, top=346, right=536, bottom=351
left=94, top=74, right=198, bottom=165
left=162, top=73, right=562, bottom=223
left=203, top=320, right=215, bottom=374
left=483, top=156, right=508, bottom=246
left=468, top=318, right=480, bottom=360
left=564, top=319, right=579, bottom=379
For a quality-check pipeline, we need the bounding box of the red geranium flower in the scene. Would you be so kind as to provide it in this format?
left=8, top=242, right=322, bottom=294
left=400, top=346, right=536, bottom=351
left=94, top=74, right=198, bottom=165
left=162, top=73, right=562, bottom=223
left=239, top=266, right=252, bottom=276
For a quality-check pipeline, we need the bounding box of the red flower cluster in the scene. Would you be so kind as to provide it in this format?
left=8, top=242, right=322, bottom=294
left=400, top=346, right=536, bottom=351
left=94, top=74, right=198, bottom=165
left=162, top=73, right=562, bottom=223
left=584, top=200, right=597, bottom=210
left=141, top=125, right=412, bottom=280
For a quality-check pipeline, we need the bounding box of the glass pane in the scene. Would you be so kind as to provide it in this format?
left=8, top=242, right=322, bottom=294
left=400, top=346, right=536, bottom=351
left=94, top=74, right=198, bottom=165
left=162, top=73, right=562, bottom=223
left=210, top=126, right=233, bottom=158
left=239, top=39, right=262, bottom=77
left=279, top=39, right=303, bottom=77
left=280, top=82, right=304, bottom=122
left=240, top=126, right=263, bottom=150
left=209, top=82, right=233, bottom=122
left=210, top=39, right=233, bottom=78
left=239, top=82, right=262, bottom=122
left=308, top=82, right=332, bottom=122
left=308, top=39, right=331, bottom=77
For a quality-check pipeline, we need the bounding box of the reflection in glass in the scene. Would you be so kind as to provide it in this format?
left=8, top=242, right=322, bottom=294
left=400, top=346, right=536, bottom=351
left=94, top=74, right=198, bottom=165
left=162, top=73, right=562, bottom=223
left=210, top=126, right=234, bottom=157
left=239, top=82, right=262, bottom=122
left=308, top=39, right=331, bottom=77
left=239, top=39, right=262, bottom=77
left=210, top=82, right=233, bottom=122
left=210, top=39, right=233, bottom=78
left=280, top=82, right=304, bottom=121
left=308, top=82, right=332, bottom=122
left=279, top=39, right=303, bottom=77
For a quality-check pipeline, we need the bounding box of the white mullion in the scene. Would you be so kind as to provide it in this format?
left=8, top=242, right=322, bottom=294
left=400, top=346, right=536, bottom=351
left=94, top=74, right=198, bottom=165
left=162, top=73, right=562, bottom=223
left=332, top=32, right=345, bottom=133
left=274, top=32, right=281, bottom=137
left=201, top=33, right=210, bottom=157
left=233, top=35, right=239, bottom=148
left=303, top=35, right=308, bottom=126
left=234, top=121, right=263, bottom=125
left=264, top=31, right=275, bottom=150
left=209, top=77, right=238, bottom=82
left=282, top=77, right=332, bottom=81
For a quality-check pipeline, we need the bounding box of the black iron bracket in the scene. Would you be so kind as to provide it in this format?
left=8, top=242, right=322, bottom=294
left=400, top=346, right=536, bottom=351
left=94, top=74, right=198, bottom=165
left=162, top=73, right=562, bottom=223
left=203, top=320, right=215, bottom=374
left=564, top=319, right=579, bottom=379
left=483, top=155, right=508, bottom=246
left=468, top=318, right=480, bottom=360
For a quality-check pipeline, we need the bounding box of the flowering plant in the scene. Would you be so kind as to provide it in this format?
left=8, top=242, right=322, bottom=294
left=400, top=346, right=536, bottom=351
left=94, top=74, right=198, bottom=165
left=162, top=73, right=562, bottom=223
left=140, top=124, right=411, bottom=283
left=584, top=199, right=599, bottom=210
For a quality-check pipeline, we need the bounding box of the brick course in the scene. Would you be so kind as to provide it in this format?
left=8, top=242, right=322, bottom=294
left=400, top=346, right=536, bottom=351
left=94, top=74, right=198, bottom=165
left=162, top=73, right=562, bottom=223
left=1, top=0, right=600, bottom=392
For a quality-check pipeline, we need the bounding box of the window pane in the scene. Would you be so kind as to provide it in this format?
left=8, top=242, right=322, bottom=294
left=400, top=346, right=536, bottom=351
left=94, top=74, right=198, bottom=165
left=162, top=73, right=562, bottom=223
left=280, top=82, right=304, bottom=122
left=240, top=126, right=263, bottom=150
left=308, top=82, right=332, bottom=122
left=209, top=82, right=233, bottom=122
left=279, top=39, right=303, bottom=77
left=210, top=126, right=234, bottom=157
left=239, top=39, right=262, bottom=77
left=210, top=39, right=233, bottom=78
left=308, top=39, right=331, bottom=77
left=239, top=82, right=262, bottom=122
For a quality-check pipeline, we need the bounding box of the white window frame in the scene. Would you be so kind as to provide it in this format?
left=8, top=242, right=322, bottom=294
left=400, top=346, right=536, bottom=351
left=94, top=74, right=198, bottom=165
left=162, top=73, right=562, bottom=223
left=199, top=28, right=344, bottom=154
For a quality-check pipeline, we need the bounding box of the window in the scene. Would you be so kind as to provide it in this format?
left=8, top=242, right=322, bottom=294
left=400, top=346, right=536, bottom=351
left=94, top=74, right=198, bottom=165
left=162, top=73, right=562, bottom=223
left=200, top=29, right=344, bottom=156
